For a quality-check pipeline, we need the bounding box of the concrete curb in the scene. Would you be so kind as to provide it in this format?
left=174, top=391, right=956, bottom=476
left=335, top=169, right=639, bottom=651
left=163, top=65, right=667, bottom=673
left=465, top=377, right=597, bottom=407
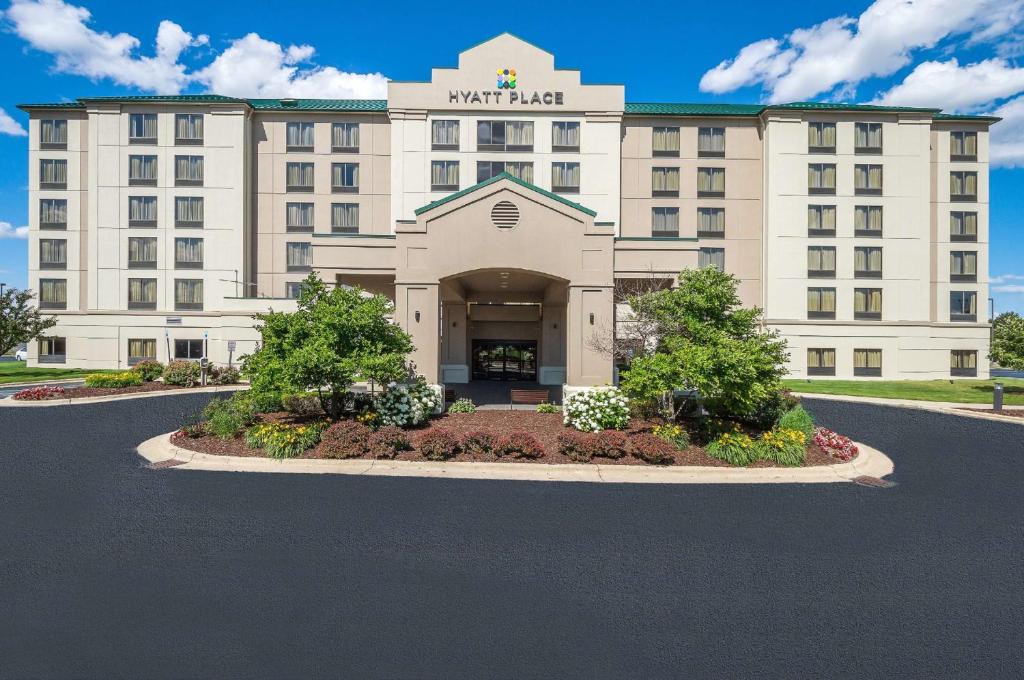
left=1, top=384, right=246, bottom=407
left=137, top=431, right=893, bottom=485
left=795, top=391, right=1024, bottom=426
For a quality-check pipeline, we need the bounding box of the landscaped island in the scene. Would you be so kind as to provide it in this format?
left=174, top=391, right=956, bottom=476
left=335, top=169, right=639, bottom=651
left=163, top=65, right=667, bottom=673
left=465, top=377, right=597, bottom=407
left=10, top=359, right=240, bottom=400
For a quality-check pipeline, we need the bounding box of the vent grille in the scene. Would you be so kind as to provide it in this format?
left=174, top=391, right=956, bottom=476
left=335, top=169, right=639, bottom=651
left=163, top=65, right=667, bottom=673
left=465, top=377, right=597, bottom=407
left=491, top=201, right=520, bottom=229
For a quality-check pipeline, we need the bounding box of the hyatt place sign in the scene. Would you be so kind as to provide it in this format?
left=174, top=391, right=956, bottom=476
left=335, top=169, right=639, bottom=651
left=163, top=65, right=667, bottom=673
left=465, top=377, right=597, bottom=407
left=448, top=90, right=565, bottom=106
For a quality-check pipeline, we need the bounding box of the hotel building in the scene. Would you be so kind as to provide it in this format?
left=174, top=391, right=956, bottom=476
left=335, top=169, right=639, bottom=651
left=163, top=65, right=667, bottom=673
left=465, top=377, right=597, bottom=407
left=18, top=34, right=997, bottom=387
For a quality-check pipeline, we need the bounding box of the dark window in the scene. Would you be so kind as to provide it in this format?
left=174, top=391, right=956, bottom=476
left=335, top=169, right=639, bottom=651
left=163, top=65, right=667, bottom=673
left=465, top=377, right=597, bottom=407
left=950, top=291, right=977, bottom=322
left=174, top=339, right=205, bottom=360
left=477, top=120, right=533, bottom=152
left=38, top=336, right=66, bottom=364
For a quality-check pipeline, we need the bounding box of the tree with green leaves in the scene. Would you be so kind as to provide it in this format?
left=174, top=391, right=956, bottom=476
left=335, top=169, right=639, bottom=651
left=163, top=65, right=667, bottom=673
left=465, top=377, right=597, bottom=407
left=990, top=311, right=1024, bottom=371
left=619, top=267, right=789, bottom=419
left=0, top=286, right=56, bottom=356
left=242, top=273, right=414, bottom=419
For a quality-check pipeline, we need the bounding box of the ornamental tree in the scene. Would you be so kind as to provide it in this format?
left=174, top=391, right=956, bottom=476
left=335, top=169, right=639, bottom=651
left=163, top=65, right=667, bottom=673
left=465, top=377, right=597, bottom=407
left=0, top=286, right=56, bottom=356
left=990, top=311, right=1024, bottom=371
left=242, top=273, right=414, bottom=419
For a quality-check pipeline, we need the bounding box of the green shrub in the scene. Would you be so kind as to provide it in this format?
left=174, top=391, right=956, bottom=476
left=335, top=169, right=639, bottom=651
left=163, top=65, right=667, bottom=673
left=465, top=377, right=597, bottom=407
left=177, top=422, right=207, bottom=438
left=745, top=389, right=801, bottom=429
left=536, top=402, right=560, bottom=414
left=245, top=422, right=325, bottom=459
left=318, top=420, right=372, bottom=459
left=447, top=397, right=476, bottom=414
left=706, top=432, right=759, bottom=466
left=651, top=423, right=690, bottom=449
left=132, top=360, right=164, bottom=382
left=163, top=360, right=201, bottom=387
left=461, top=430, right=497, bottom=456
left=777, top=405, right=815, bottom=440
left=416, top=428, right=460, bottom=461
left=209, top=365, right=241, bottom=385
left=755, top=428, right=807, bottom=467
left=281, top=392, right=324, bottom=416
left=494, top=431, right=545, bottom=459
left=202, top=394, right=258, bottom=440
left=84, top=371, right=144, bottom=388
left=368, top=426, right=411, bottom=459
left=376, top=379, right=440, bottom=428
left=630, top=433, right=677, bottom=465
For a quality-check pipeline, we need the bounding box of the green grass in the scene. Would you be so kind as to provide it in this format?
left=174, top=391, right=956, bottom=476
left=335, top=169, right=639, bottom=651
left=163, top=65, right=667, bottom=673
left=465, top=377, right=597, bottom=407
left=782, top=377, right=1024, bottom=405
left=0, top=361, right=114, bottom=385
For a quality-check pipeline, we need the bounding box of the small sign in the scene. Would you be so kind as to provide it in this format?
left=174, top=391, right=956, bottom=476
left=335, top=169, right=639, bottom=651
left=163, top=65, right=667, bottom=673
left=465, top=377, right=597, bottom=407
left=227, top=341, right=237, bottom=352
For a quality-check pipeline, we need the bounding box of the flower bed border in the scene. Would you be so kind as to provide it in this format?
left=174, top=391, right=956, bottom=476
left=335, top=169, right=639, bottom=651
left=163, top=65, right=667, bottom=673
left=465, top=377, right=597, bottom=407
left=0, top=384, right=246, bottom=407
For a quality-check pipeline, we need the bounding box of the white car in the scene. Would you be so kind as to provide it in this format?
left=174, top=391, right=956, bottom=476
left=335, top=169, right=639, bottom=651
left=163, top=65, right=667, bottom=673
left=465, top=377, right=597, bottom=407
left=14, top=348, right=28, bottom=361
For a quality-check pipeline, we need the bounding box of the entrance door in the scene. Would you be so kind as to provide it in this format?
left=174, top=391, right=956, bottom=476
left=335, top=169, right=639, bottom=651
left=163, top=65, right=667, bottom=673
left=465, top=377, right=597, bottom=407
left=471, top=340, right=537, bottom=381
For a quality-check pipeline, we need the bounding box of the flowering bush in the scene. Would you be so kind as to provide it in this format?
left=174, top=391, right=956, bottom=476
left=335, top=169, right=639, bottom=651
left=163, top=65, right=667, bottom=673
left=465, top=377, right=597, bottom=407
left=494, top=431, right=545, bottom=459
left=209, top=365, right=241, bottom=385
left=562, top=387, right=630, bottom=432
left=461, top=430, right=498, bottom=456
left=84, top=371, right=144, bottom=388
left=245, top=421, right=326, bottom=459
left=447, top=398, right=476, bottom=414
left=416, top=428, right=460, bottom=461
left=319, top=420, right=371, bottom=459
left=131, top=360, right=165, bottom=382
left=163, top=360, right=201, bottom=387
left=652, top=423, right=690, bottom=450
left=368, top=426, right=411, bottom=459
left=375, top=379, right=440, bottom=428
left=756, top=427, right=806, bottom=467
left=176, top=422, right=207, bottom=438
left=814, top=427, right=859, bottom=462
left=12, top=385, right=65, bottom=401
left=706, top=431, right=758, bottom=466
left=629, top=433, right=677, bottom=465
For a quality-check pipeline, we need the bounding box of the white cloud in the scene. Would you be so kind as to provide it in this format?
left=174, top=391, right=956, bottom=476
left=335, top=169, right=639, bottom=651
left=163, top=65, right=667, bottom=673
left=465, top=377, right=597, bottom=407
left=0, top=108, right=27, bottom=136
left=873, top=58, right=1024, bottom=110
left=991, top=274, right=1024, bottom=284
left=994, top=284, right=1024, bottom=293
left=0, top=222, right=29, bottom=239
left=989, top=95, right=1024, bottom=167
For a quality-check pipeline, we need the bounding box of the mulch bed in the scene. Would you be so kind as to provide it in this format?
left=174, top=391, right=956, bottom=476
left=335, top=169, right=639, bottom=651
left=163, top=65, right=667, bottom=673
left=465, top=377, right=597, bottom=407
left=171, top=410, right=839, bottom=468
left=958, top=407, right=1024, bottom=419
left=64, top=383, right=188, bottom=398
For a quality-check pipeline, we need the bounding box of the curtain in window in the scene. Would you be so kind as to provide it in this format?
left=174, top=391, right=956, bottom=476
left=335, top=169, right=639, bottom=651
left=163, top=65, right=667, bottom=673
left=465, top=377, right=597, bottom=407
left=40, top=279, right=67, bottom=305
left=40, top=160, right=68, bottom=185
left=129, top=114, right=157, bottom=140
left=808, top=247, right=836, bottom=272
left=175, top=156, right=203, bottom=182
left=431, top=120, right=458, bottom=147
left=854, top=206, right=883, bottom=231
left=950, top=350, right=977, bottom=369
left=286, top=203, right=313, bottom=228
left=652, top=208, right=679, bottom=233
left=175, top=238, right=203, bottom=265
left=698, top=168, right=725, bottom=193
left=653, top=127, right=680, bottom=153
left=855, top=349, right=882, bottom=369
left=953, top=291, right=977, bottom=315
left=331, top=123, right=359, bottom=149
left=808, top=288, right=836, bottom=312
left=855, top=288, right=882, bottom=313
left=175, top=114, right=203, bottom=141
left=175, top=279, right=203, bottom=305
left=698, top=127, right=725, bottom=154
left=40, top=199, right=67, bottom=225
left=855, top=123, right=882, bottom=148
left=286, top=122, right=315, bottom=147
left=553, top=122, right=580, bottom=148
left=506, top=162, right=533, bottom=183
left=808, top=123, right=836, bottom=148
left=332, top=163, right=359, bottom=188
left=128, top=339, right=156, bottom=359
left=287, top=163, right=314, bottom=188
left=128, top=278, right=157, bottom=304
left=698, top=208, right=725, bottom=233
left=950, top=172, right=977, bottom=196
left=855, top=165, right=883, bottom=190
left=40, top=239, right=66, bottom=265
left=128, top=238, right=157, bottom=264
left=286, top=243, right=312, bottom=268
left=808, top=205, right=836, bottom=230
left=431, top=161, right=459, bottom=187
left=950, top=212, right=978, bottom=236
left=808, top=164, right=836, bottom=189
left=129, top=156, right=157, bottom=181
left=331, top=203, right=359, bottom=231
left=175, top=197, right=203, bottom=224
left=41, top=120, right=67, bottom=145
left=506, top=121, right=534, bottom=147
left=698, top=248, right=725, bottom=271
left=129, top=196, right=157, bottom=222
left=652, top=167, right=679, bottom=192
left=951, top=251, right=977, bottom=275
left=808, top=349, right=836, bottom=369
left=951, top=131, right=977, bottom=157
left=553, top=162, right=580, bottom=189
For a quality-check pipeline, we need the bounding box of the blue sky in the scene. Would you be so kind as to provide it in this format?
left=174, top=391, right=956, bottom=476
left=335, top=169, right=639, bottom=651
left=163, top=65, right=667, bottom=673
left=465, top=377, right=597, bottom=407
left=0, top=0, right=1021, bottom=312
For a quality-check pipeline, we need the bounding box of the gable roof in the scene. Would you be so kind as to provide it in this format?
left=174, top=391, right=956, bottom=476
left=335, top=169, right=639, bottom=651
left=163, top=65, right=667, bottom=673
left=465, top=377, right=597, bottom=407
left=413, top=172, right=598, bottom=217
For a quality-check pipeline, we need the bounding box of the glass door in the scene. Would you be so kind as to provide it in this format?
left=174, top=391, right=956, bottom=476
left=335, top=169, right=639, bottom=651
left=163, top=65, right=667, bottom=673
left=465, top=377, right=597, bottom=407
left=471, top=341, right=538, bottom=381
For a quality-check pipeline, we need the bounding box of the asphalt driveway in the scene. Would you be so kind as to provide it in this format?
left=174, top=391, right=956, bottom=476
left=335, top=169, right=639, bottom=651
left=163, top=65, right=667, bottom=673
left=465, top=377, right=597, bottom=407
left=0, top=395, right=1021, bottom=679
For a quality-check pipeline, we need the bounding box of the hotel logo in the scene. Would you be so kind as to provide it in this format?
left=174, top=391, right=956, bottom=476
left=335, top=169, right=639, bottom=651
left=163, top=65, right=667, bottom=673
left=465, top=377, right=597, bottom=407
left=496, top=68, right=517, bottom=89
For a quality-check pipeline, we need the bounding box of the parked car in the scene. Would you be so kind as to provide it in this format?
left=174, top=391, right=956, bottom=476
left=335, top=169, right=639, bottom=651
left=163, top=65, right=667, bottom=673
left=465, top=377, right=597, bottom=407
left=14, top=348, right=28, bottom=361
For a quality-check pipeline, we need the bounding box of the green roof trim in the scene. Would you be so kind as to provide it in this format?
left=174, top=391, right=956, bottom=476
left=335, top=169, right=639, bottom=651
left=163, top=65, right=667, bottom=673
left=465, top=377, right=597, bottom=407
left=934, top=112, right=1002, bottom=122
left=77, top=94, right=245, bottom=103
left=247, top=98, right=387, bottom=111
left=771, top=101, right=940, bottom=113
left=615, top=236, right=699, bottom=242
left=624, top=102, right=764, bottom=116
left=16, top=102, right=85, bottom=110
left=414, top=172, right=598, bottom=217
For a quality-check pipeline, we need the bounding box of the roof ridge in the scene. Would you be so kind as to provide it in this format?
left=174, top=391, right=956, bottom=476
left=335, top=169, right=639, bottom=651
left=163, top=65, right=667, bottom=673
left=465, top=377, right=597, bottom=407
left=414, top=172, right=598, bottom=217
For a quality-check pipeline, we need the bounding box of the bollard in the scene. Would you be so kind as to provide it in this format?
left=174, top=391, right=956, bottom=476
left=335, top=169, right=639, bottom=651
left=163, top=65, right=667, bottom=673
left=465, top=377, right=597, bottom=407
left=200, top=357, right=209, bottom=387
left=993, top=382, right=1004, bottom=412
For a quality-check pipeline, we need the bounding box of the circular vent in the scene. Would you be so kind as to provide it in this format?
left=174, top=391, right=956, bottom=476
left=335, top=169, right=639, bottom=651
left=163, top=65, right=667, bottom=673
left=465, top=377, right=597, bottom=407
left=491, top=201, right=520, bottom=229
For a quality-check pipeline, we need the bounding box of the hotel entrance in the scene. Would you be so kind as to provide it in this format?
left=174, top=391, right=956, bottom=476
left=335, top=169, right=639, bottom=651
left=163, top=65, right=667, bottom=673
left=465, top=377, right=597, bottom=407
left=471, top=340, right=537, bottom=381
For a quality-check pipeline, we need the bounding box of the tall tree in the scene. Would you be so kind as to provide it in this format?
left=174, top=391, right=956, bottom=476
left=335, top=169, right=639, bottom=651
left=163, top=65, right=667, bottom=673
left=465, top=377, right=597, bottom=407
left=0, top=287, right=57, bottom=356
left=990, top=311, right=1024, bottom=371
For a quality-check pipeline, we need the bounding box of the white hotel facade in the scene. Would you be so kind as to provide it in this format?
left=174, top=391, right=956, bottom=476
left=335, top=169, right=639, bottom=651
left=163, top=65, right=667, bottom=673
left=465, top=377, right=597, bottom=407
left=19, top=34, right=996, bottom=385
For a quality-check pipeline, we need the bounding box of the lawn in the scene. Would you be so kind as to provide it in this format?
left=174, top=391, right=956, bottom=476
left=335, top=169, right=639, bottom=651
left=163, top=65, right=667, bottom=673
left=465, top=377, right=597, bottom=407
left=783, top=377, right=1024, bottom=405
left=0, top=361, right=111, bottom=385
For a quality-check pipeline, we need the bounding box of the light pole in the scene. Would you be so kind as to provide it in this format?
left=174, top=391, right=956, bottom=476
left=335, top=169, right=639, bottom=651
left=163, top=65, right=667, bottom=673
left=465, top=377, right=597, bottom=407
left=0, top=282, right=6, bottom=297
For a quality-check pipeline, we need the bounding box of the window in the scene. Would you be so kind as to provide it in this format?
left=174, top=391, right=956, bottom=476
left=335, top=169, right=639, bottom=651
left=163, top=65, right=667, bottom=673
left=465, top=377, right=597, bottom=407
left=175, top=114, right=203, bottom=144
left=127, top=237, right=157, bottom=269
left=551, top=162, right=580, bottom=193
left=698, top=127, right=725, bottom=157
left=854, top=349, right=882, bottom=377
left=128, top=155, right=157, bottom=186
left=854, top=164, right=883, bottom=195
left=39, top=239, right=66, bottom=270
left=950, top=131, right=978, bottom=161
left=174, top=279, right=203, bottom=311
left=950, top=251, right=977, bottom=282
left=40, top=199, right=67, bottom=229
left=174, top=339, right=204, bottom=359
left=854, top=205, right=883, bottom=237
left=951, top=350, right=978, bottom=377
left=38, top=336, right=66, bottom=364
left=286, top=242, right=312, bottom=271
left=286, top=162, right=314, bottom=192
left=129, top=196, right=158, bottom=227
left=128, top=338, right=157, bottom=365
left=698, top=247, right=725, bottom=271
left=651, top=207, right=679, bottom=237
left=431, top=120, right=459, bottom=150
left=950, top=171, right=977, bottom=201
left=430, top=160, right=460, bottom=191
left=331, top=122, right=359, bottom=152
left=808, top=205, right=837, bottom=236
left=129, top=113, right=157, bottom=144
left=477, top=120, right=534, bottom=151
left=697, top=167, right=725, bottom=197
left=331, top=163, right=359, bottom=192
left=807, top=287, right=836, bottom=319
left=652, top=126, right=680, bottom=157
left=174, top=155, right=204, bottom=186
left=286, top=122, right=315, bottom=151
left=808, top=163, right=836, bottom=194
left=854, top=288, right=883, bottom=319
left=285, top=282, right=305, bottom=299
left=286, top=202, right=314, bottom=232
left=854, top=247, right=883, bottom=278
left=950, top=211, right=978, bottom=242
left=808, top=122, right=836, bottom=152
left=950, top=291, right=977, bottom=322
left=40, top=119, right=67, bottom=149
left=807, top=348, right=836, bottom=376
left=651, top=167, right=679, bottom=197
left=128, top=278, right=157, bottom=310
left=40, top=159, right=67, bottom=189
left=854, top=123, right=883, bottom=154
left=807, top=246, right=836, bottom=278
left=476, top=161, right=533, bottom=183
left=552, top=121, right=580, bottom=151
left=697, top=208, right=725, bottom=237
left=174, top=237, right=203, bottom=269
left=175, top=197, right=204, bottom=228
left=329, top=203, right=359, bottom=233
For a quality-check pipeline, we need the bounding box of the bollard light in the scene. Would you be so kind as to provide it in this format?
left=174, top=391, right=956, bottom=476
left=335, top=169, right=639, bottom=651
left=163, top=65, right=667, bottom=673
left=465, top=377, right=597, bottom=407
left=993, top=382, right=1004, bottom=412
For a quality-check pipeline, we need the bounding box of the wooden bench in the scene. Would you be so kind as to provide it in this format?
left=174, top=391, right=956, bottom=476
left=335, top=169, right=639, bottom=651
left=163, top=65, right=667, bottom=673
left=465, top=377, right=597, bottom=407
left=510, top=389, right=550, bottom=408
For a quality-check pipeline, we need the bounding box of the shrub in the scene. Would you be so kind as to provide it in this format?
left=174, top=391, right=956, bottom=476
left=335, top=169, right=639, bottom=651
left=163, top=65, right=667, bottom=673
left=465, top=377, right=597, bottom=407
left=706, top=432, right=758, bottom=466
left=318, top=420, right=372, bottom=459
left=755, top=428, right=806, bottom=467
left=177, top=422, right=207, bottom=438
left=375, top=378, right=440, bottom=428
left=246, top=422, right=325, bottom=459
left=563, top=386, right=630, bottom=432
left=587, top=430, right=630, bottom=459
left=447, top=397, right=476, bottom=413
left=461, top=430, right=497, bottom=456
left=163, top=360, right=201, bottom=387
left=209, top=365, right=241, bottom=385
left=813, top=427, right=859, bottom=462
left=651, top=423, right=690, bottom=450
left=416, top=428, right=460, bottom=461
left=132, top=360, right=164, bottom=382
left=557, top=430, right=593, bottom=462
left=778, top=405, right=814, bottom=440
left=356, top=410, right=380, bottom=430
left=494, top=431, right=545, bottom=459
left=202, top=394, right=258, bottom=440
left=536, top=402, right=560, bottom=414
left=745, top=389, right=801, bottom=430
left=12, top=385, right=65, bottom=401
left=84, top=371, right=144, bottom=388
left=281, top=392, right=323, bottom=416
left=630, top=433, right=677, bottom=465
left=368, top=425, right=411, bottom=459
